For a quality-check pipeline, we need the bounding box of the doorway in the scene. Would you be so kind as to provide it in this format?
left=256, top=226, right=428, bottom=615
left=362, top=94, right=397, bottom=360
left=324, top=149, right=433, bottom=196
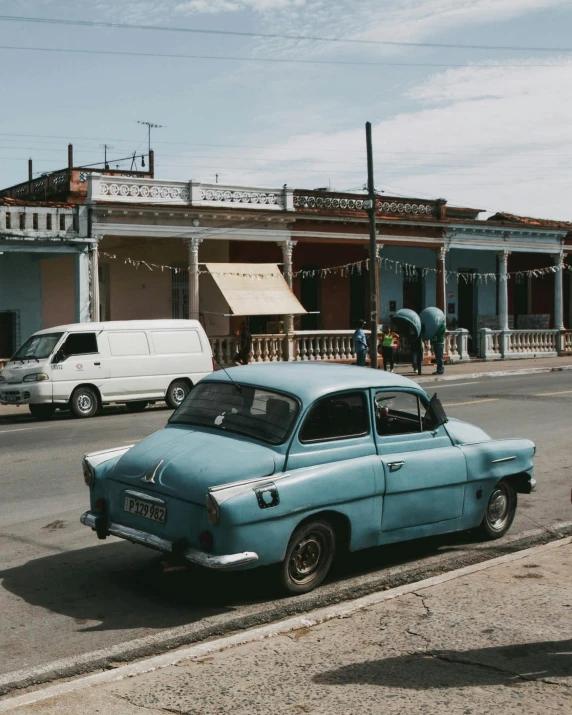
left=513, top=274, right=530, bottom=328
left=350, top=268, right=367, bottom=327
left=402, top=268, right=423, bottom=313
left=300, top=266, right=319, bottom=330
left=0, top=311, right=19, bottom=358
left=457, top=270, right=476, bottom=348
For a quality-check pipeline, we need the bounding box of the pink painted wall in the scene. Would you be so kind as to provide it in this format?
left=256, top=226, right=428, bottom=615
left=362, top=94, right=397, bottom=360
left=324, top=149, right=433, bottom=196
left=41, top=255, right=75, bottom=328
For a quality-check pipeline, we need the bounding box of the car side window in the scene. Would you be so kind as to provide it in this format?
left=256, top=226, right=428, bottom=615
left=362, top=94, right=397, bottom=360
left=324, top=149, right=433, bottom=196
left=375, top=391, right=427, bottom=436
left=299, top=392, right=369, bottom=444
left=58, top=332, right=98, bottom=358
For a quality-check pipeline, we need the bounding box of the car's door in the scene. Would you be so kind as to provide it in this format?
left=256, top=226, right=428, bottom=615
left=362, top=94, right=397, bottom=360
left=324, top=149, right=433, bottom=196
left=373, top=388, right=467, bottom=533
left=51, top=331, right=109, bottom=402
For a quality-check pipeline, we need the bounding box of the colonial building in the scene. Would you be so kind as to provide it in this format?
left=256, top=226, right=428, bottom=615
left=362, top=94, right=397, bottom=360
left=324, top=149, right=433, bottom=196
left=1, top=150, right=571, bottom=363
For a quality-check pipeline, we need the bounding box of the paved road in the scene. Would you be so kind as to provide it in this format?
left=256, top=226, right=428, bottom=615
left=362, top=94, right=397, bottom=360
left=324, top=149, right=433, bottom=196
left=0, top=371, right=570, bottom=684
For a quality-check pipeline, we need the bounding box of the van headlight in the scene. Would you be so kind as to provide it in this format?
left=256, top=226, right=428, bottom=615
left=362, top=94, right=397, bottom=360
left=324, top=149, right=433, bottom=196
left=206, top=492, right=220, bottom=525
left=23, top=373, right=49, bottom=382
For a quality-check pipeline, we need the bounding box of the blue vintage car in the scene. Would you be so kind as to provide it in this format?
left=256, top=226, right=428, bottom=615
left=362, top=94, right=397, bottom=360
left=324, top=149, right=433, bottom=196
left=81, top=364, right=536, bottom=594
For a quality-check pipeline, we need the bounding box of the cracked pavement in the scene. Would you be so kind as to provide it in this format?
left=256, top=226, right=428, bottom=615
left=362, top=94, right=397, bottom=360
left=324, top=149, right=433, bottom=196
left=9, top=541, right=572, bottom=714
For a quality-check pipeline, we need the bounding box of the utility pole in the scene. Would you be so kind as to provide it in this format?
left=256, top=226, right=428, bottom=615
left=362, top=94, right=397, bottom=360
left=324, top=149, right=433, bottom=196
left=99, top=144, right=114, bottom=170
left=137, top=121, right=165, bottom=159
left=365, top=122, right=379, bottom=369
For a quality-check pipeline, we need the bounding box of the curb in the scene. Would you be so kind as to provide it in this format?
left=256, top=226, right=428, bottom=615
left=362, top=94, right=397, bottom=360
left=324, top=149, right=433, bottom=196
left=1, top=522, right=571, bottom=700
left=2, top=535, right=571, bottom=712
left=415, top=363, right=572, bottom=384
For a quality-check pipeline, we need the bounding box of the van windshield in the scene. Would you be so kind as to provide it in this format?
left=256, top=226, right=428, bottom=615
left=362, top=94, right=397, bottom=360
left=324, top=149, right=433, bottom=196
left=169, top=382, right=299, bottom=445
left=12, top=333, right=64, bottom=361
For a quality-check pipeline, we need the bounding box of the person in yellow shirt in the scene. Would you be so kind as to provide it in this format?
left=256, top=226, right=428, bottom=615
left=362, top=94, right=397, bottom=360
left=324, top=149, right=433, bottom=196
left=380, top=326, right=399, bottom=372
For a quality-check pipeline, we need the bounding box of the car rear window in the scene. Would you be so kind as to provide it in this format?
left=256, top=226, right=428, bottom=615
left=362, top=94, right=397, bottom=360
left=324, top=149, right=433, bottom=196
left=170, top=382, right=299, bottom=445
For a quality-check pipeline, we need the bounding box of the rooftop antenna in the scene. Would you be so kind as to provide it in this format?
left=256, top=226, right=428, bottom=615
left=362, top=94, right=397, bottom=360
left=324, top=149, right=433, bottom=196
left=99, top=144, right=114, bottom=170
left=136, top=120, right=165, bottom=157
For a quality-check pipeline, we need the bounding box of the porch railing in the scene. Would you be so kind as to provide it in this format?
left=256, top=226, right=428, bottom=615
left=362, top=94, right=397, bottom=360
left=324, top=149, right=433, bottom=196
left=478, top=328, right=562, bottom=358
left=209, top=329, right=471, bottom=366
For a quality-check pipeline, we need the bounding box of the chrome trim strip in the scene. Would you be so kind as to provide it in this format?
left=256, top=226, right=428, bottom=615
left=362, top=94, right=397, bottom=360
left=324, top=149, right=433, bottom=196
left=209, top=474, right=276, bottom=493
left=80, top=512, right=259, bottom=569
left=124, top=489, right=166, bottom=505
left=84, top=445, right=134, bottom=459
left=491, top=456, right=517, bottom=463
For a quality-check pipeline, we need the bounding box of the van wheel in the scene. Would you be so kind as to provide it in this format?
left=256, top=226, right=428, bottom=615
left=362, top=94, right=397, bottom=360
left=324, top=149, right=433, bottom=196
left=166, top=380, right=190, bottom=409
left=70, top=387, right=99, bottom=418
left=29, top=404, right=56, bottom=421
left=125, top=401, right=149, bottom=413
left=280, top=520, right=336, bottom=595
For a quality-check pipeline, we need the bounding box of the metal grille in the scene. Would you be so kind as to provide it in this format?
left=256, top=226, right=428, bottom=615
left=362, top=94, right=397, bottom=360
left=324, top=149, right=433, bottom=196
left=171, top=264, right=189, bottom=319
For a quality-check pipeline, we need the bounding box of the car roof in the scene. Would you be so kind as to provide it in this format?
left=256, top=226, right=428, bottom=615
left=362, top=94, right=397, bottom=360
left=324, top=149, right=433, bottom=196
left=33, top=320, right=204, bottom=335
left=207, top=363, right=425, bottom=405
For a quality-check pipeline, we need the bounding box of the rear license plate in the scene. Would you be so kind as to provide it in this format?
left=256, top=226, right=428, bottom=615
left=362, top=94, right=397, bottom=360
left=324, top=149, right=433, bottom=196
left=124, top=496, right=166, bottom=523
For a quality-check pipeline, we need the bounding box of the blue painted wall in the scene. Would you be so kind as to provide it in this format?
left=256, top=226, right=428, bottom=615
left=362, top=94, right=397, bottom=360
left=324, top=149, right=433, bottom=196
left=0, top=253, right=43, bottom=351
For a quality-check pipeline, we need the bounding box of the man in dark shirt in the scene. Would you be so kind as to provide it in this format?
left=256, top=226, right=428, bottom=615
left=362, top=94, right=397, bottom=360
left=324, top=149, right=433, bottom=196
left=234, top=320, right=252, bottom=365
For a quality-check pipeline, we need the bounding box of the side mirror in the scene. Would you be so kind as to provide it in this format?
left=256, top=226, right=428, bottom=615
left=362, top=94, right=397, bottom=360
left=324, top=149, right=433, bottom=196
left=53, top=350, right=66, bottom=364
left=427, top=393, right=448, bottom=428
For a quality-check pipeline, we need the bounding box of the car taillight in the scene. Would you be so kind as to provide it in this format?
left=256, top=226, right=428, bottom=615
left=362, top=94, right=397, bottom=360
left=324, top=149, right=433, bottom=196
left=199, top=530, right=213, bottom=552
left=94, top=498, right=107, bottom=513
left=82, top=457, right=95, bottom=487
left=206, top=492, right=220, bottom=525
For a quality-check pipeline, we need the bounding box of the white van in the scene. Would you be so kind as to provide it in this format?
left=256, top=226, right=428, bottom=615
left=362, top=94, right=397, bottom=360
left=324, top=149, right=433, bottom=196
left=0, top=320, right=214, bottom=420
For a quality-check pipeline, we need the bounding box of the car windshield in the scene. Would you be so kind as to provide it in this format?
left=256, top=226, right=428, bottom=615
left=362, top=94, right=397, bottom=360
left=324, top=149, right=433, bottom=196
left=11, top=333, right=64, bottom=361
left=169, top=382, right=299, bottom=445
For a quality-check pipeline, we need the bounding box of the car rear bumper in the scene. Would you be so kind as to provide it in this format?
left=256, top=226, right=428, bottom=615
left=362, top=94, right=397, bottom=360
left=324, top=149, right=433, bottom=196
left=80, top=511, right=259, bottom=569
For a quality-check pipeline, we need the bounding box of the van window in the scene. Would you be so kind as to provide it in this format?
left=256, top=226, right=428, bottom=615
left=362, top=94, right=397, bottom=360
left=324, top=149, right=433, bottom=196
left=108, top=331, right=149, bottom=356
left=60, top=332, right=98, bottom=357
left=151, top=330, right=202, bottom=355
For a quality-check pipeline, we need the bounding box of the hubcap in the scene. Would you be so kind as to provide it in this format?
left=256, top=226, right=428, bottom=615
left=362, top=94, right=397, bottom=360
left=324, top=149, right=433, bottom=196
left=487, top=486, right=510, bottom=530
left=173, top=386, right=186, bottom=404
left=77, top=393, right=93, bottom=413
left=288, top=532, right=325, bottom=585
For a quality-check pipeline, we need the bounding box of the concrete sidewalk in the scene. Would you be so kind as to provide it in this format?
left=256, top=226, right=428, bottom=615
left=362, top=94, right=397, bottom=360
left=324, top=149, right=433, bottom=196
left=4, top=539, right=571, bottom=714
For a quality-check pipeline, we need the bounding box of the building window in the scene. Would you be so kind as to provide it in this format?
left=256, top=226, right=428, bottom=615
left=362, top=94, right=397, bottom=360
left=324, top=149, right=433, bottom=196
left=73, top=213, right=79, bottom=232
left=46, top=213, right=52, bottom=230
left=59, top=214, right=66, bottom=231
left=171, top=265, right=189, bottom=319
left=19, top=213, right=25, bottom=230
left=32, top=213, right=38, bottom=230
left=5, top=213, right=10, bottom=229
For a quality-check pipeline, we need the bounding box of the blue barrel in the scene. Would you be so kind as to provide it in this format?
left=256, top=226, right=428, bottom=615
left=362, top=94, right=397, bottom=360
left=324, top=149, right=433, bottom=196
left=419, top=307, right=445, bottom=340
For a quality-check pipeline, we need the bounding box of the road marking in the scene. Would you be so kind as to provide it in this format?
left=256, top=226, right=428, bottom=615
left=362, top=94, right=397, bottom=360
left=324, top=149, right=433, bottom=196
left=444, top=398, right=499, bottom=407
left=428, top=381, right=484, bottom=389
left=0, top=426, right=48, bottom=435
left=1, top=536, right=570, bottom=712
left=534, top=389, right=572, bottom=397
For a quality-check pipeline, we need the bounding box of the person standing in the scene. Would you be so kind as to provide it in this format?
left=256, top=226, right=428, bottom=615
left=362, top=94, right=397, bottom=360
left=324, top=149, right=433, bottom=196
left=381, top=325, right=399, bottom=372
left=431, top=320, right=446, bottom=375
left=409, top=326, right=424, bottom=375
left=353, top=319, right=368, bottom=367
left=233, top=319, right=252, bottom=365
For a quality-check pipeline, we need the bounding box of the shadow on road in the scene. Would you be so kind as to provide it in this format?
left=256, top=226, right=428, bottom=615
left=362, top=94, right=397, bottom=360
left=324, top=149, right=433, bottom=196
left=0, top=404, right=172, bottom=427
left=313, top=639, right=572, bottom=688
left=0, top=529, right=487, bottom=634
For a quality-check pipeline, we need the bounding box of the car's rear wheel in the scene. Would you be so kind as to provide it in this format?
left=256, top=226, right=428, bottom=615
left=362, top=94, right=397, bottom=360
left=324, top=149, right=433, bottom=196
left=29, top=404, right=56, bottom=421
left=125, top=401, right=149, bottom=413
left=70, top=386, right=99, bottom=418
left=165, top=380, right=190, bottom=409
left=280, top=520, right=335, bottom=595
left=477, top=479, right=517, bottom=540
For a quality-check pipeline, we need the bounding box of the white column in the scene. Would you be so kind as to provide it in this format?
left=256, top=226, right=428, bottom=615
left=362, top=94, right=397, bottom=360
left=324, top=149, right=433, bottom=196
left=90, top=242, right=100, bottom=322
left=435, top=247, right=447, bottom=313
left=74, top=249, right=91, bottom=323
left=554, top=252, right=565, bottom=330
left=278, top=239, right=297, bottom=333
left=498, top=251, right=511, bottom=331
left=187, top=237, right=202, bottom=321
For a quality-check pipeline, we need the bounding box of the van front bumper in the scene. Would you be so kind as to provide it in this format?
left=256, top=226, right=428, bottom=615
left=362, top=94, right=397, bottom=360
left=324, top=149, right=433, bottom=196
left=80, top=511, right=259, bottom=569
left=0, top=381, right=52, bottom=406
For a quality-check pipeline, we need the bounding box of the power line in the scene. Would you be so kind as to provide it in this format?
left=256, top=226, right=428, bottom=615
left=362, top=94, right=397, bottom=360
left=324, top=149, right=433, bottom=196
left=2, top=14, right=572, bottom=53
left=0, top=44, right=570, bottom=68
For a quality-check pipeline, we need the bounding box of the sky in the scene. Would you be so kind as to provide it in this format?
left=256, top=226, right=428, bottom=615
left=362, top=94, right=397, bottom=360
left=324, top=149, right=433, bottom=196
left=1, top=0, right=572, bottom=219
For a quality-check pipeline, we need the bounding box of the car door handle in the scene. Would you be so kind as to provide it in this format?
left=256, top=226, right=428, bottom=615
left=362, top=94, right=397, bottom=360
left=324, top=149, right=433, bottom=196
left=387, top=461, right=405, bottom=469
left=94, top=362, right=101, bottom=366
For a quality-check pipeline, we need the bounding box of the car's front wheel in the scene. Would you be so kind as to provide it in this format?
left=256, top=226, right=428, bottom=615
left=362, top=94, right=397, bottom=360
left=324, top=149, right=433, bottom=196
left=477, top=479, right=517, bottom=540
left=280, top=520, right=335, bottom=595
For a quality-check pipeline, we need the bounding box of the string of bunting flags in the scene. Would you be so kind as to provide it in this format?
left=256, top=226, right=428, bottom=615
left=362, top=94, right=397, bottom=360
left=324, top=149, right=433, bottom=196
left=98, top=251, right=572, bottom=283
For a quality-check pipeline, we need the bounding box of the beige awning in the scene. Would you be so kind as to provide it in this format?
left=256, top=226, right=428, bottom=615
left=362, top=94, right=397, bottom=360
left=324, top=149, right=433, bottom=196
left=204, top=263, right=307, bottom=316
